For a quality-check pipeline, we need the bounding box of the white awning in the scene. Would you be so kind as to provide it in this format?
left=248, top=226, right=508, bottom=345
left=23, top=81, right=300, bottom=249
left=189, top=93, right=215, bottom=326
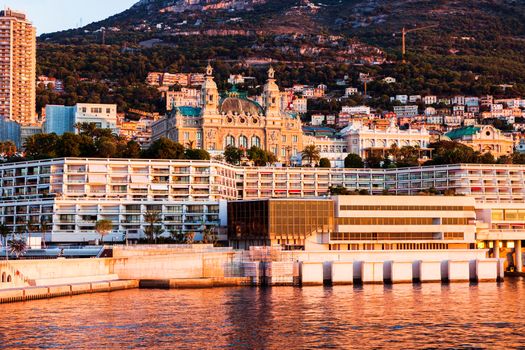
left=130, top=183, right=148, bottom=189
left=89, top=164, right=108, bottom=172
left=131, top=175, right=149, bottom=183
left=88, top=175, right=107, bottom=184
left=151, top=184, right=169, bottom=191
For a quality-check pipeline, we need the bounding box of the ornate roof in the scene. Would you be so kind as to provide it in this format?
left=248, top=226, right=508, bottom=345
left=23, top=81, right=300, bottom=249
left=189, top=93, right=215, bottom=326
left=219, top=97, right=264, bottom=116
left=175, top=106, right=202, bottom=117
left=446, top=126, right=481, bottom=140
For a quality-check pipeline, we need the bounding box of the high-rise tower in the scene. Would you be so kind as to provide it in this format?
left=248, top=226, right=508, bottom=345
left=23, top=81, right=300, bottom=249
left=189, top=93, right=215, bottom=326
left=0, top=9, right=36, bottom=125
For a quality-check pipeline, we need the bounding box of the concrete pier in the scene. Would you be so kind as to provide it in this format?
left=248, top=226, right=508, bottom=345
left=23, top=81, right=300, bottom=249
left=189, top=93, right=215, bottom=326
left=445, top=260, right=471, bottom=282
left=0, top=280, right=138, bottom=304
left=418, top=261, right=443, bottom=283
left=385, top=261, right=413, bottom=284
left=300, top=262, right=324, bottom=286
left=475, top=259, right=498, bottom=282
left=362, top=261, right=384, bottom=284
left=331, top=261, right=354, bottom=285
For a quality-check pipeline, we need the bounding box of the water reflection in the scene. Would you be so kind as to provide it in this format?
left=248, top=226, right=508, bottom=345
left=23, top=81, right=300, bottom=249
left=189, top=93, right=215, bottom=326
left=1, top=281, right=525, bottom=349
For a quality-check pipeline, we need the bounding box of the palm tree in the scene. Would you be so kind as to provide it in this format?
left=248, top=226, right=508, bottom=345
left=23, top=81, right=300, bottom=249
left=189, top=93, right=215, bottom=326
left=39, top=218, right=50, bottom=249
left=95, top=220, right=113, bottom=245
left=144, top=210, right=162, bottom=244
left=202, top=226, right=218, bottom=246
left=302, top=145, right=320, bottom=166
left=0, top=223, right=10, bottom=260
left=184, top=231, right=195, bottom=245
left=9, top=239, right=27, bottom=259
left=170, top=229, right=185, bottom=244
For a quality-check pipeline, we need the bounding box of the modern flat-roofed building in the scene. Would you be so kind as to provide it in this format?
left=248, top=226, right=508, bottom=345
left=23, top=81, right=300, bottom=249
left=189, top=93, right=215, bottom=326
left=44, top=103, right=118, bottom=135
left=0, top=9, right=36, bottom=125
left=0, top=158, right=237, bottom=243
left=228, top=196, right=477, bottom=251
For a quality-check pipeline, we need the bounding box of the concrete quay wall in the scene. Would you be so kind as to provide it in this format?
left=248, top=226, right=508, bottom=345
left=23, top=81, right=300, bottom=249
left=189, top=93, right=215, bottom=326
left=0, top=280, right=138, bottom=304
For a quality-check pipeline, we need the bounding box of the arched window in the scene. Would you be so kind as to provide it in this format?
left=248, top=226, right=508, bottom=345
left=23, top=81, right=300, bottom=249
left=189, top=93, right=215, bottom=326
left=6, top=275, right=11, bottom=283
left=225, top=135, right=235, bottom=147
left=1, top=272, right=5, bottom=283
left=239, top=136, right=248, bottom=149
left=251, top=136, right=261, bottom=148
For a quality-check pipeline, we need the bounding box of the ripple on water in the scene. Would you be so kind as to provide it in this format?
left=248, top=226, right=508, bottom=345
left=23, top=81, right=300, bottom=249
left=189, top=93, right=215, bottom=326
left=0, top=281, right=524, bottom=349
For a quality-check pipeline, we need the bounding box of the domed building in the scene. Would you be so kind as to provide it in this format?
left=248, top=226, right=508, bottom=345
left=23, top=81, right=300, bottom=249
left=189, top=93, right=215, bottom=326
left=152, top=65, right=304, bottom=163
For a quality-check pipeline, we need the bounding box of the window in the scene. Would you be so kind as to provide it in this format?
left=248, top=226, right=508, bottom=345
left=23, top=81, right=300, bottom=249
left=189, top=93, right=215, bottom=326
left=251, top=136, right=261, bottom=148
left=282, top=135, right=287, bottom=143
left=292, top=135, right=298, bottom=143
left=281, top=148, right=287, bottom=157
left=184, top=132, right=190, bottom=141
left=106, top=108, right=111, bottom=114
left=225, top=135, right=235, bottom=147
left=239, top=136, right=248, bottom=148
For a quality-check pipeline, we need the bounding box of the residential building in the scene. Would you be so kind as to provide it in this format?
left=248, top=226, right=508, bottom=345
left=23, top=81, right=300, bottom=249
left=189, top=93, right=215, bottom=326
left=0, top=9, right=36, bottom=125
left=0, top=158, right=236, bottom=243
left=310, top=114, right=325, bottom=126
left=344, top=87, right=358, bottom=97
left=45, top=103, right=118, bottom=135
left=393, top=105, right=419, bottom=118
left=165, top=88, right=201, bottom=110
left=423, top=96, right=437, bottom=105
left=0, top=116, right=21, bottom=148
left=341, top=119, right=431, bottom=159
left=341, top=106, right=371, bottom=116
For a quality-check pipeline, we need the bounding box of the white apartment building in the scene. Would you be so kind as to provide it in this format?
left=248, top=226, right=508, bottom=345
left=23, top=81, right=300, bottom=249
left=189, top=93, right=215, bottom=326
left=344, top=87, right=358, bottom=97
left=0, top=159, right=236, bottom=243
left=75, top=103, right=118, bottom=132
left=3, top=159, right=525, bottom=252
left=340, top=120, right=431, bottom=159
left=393, top=105, right=419, bottom=118
left=165, top=88, right=201, bottom=111
left=423, top=96, right=437, bottom=105
left=341, top=105, right=371, bottom=115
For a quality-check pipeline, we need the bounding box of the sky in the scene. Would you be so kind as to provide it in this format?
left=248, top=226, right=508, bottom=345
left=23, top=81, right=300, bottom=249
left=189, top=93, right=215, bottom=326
left=5, top=0, right=138, bottom=34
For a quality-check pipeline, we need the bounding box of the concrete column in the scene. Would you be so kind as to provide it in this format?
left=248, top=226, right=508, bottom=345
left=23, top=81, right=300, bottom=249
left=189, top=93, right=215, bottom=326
left=516, top=240, right=523, bottom=273
left=494, top=240, right=500, bottom=259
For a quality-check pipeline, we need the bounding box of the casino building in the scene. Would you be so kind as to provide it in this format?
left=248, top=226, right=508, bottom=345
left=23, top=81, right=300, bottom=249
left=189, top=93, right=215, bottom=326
left=151, top=65, right=304, bottom=162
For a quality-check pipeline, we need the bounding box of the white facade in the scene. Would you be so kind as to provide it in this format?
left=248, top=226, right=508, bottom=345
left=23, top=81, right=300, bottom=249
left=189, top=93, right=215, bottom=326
left=340, top=120, right=431, bottom=158
left=423, top=96, right=437, bottom=105
left=341, top=105, right=371, bottom=115
left=75, top=103, right=118, bottom=133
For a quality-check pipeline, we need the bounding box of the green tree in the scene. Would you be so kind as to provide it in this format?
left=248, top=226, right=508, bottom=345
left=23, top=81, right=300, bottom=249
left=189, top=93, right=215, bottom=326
left=95, top=220, right=113, bottom=245
left=202, top=226, right=218, bottom=245
left=302, top=145, right=320, bottom=166
left=8, top=239, right=27, bottom=258
left=247, top=146, right=277, bottom=166
left=185, top=148, right=211, bottom=160
left=144, top=210, right=162, bottom=244
left=344, top=153, right=364, bottom=168
left=319, top=158, right=331, bottom=168
left=56, top=133, right=81, bottom=157
left=143, top=138, right=185, bottom=159
left=0, top=223, right=10, bottom=260
left=122, top=140, right=142, bottom=158
left=224, top=145, right=243, bottom=165
left=96, top=137, right=118, bottom=158
left=24, top=133, right=59, bottom=160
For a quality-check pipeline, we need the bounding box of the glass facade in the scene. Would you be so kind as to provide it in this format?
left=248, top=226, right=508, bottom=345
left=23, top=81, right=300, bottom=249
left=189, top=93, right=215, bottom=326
left=228, top=199, right=334, bottom=249
left=44, top=105, right=76, bottom=135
